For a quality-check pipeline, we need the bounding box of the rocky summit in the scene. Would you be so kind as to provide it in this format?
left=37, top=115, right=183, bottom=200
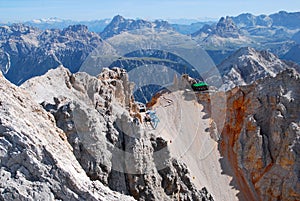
left=18, top=66, right=213, bottom=201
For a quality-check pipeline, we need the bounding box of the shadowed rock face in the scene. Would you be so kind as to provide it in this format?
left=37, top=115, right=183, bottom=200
left=21, top=67, right=214, bottom=201
left=210, top=69, right=299, bottom=200
left=292, top=31, right=300, bottom=44
left=283, top=44, right=300, bottom=65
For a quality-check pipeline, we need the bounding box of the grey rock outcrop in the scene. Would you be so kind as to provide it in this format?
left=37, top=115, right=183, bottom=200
left=21, top=67, right=213, bottom=201
left=0, top=71, right=134, bottom=201
left=202, top=69, right=300, bottom=200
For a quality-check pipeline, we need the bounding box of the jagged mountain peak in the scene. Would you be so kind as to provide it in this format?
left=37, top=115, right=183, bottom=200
left=192, top=16, right=240, bottom=38
left=218, top=16, right=233, bottom=23
left=217, top=47, right=293, bottom=90
left=220, top=46, right=282, bottom=64
left=215, top=16, right=239, bottom=38
left=111, top=14, right=126, bottom=23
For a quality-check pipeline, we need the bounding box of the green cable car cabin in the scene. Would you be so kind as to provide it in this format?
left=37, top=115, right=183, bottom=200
left=191, top=82, right=209, bottom=91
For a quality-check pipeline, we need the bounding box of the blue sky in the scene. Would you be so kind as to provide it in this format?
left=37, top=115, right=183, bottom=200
left=0, top=0, right=299, bottom=22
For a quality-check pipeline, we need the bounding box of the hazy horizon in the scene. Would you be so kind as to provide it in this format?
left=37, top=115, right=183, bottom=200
left=0, top=0, right=299, bottom=23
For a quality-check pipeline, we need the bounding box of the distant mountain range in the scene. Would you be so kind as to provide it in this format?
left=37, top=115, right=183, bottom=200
left=1, top=17, right=213, bottom=35
left=1, top=11, right=300, bottom=87
left=0, top=24, right=102, bottom=85
left=191, top=11, right=300, bottom=65
left=2, top=17, right=111, bottom=33
left=230, top=11, right=300, bottom=29
left=100, top=15, right=174, bottom=39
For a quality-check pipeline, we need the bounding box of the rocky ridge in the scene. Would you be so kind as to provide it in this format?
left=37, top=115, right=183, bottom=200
left=20, top=66, right=213, bottom=201
left=0, top=70, right=134, bottom=201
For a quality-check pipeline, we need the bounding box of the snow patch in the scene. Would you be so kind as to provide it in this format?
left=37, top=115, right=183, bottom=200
left=283, top=90, right=294, bottom=102
left=31, top=17, right=63, bottom=24
left=0, top=52, right=11, bottom=74
left=5, top=52, right=10, bottom=74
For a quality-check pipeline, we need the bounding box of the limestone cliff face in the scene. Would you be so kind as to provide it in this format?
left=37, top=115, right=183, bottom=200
left=0, top=71, right=134, bottom=200
left=21, top=67, right=213, bottom=201
left=212, top=69, right=300, bottom=200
